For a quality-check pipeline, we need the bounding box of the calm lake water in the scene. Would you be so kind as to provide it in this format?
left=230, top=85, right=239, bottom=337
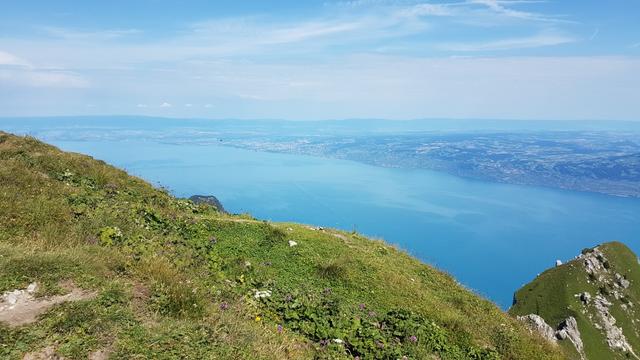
left=52, top=139, right=640, bottom=308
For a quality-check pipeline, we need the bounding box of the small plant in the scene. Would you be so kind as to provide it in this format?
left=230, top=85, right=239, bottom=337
left=259, top=223, right=287, bottom=247
left=262, top=290, right=499, bottom=359
left=138, top=207, right=173, bottom=233
left=317, top=259, right=348, bottom=280
left=98, top=226, right=123, bottom=246
left=149, top=280, right=204, bottom=318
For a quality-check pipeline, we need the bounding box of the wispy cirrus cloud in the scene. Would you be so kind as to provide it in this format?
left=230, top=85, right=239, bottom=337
left=0, top=50, right=30, bottom=66
left=4, top=1, right=633, bottom=120
left=468, top=0, right=574, bottom=23
left=0, top=67, right=89, bottom=88
left=0, top=49, right=88, bottom=88
left=0, top=1, right=578, bottom=67
left=40, top=26, right=141, bottom=41
left=440, top=31, right=576, bottom=51
left=398, top=3, right=456, bottom=17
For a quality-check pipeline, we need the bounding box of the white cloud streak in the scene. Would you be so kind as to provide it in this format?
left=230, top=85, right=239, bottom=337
left=40, top=27, right=141, bottom=41
left=468, top=0, right=573, bottom=23
left=0, top=50, right=30, bottom=66
left=441, top=32, right=575, bottom=51
left=0, top=49, right=89, bottom=88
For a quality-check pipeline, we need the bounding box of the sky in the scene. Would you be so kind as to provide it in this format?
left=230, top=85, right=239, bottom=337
left=0, top=0, right=639, bottom=121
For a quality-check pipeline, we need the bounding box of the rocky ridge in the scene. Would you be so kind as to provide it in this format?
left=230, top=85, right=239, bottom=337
left=512, top=243, right=640, bottom=360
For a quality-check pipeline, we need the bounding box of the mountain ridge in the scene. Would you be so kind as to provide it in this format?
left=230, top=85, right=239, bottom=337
left=0, top=130, right=612, bottom=359
left=510, top=242, right=640, bottom=359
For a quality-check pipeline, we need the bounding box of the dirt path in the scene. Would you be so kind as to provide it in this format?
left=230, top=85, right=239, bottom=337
left=0, top=283, right=96, bottom=327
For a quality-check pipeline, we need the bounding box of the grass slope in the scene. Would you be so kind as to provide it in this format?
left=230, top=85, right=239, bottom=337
left=0, top=132, right=563, bottom=359
left=510, top=242, right=640, bottom=360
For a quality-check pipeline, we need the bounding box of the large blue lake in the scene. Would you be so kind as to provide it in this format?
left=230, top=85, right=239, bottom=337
left=47, top=139, right=640, bottom=308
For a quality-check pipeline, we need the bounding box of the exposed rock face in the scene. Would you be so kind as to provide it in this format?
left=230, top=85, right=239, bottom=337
left=579, top=247, right=608, bottom=280
left=517, top=314, right=586, bottom=359
left=616, top=273, right=631, bottom=289
left=577, top=247, right=639, bottom=359
left=189, top=195, right=226, bottom=213
left=517, top=314, right=556, bottom=342
left=593, top=295, right=637, bottom=356
left=512, top=243, right=640, bottom=360
left=556, top=317, right=586, bottom=360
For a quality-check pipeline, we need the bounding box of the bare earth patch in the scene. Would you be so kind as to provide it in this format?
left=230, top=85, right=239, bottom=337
left=0, top=282, right=96, bottom=327
left=21, top=346, right=110, bottom=360
left=22, top=346, right=63, bottom=360
left=88, top=348, right=111, bottom=360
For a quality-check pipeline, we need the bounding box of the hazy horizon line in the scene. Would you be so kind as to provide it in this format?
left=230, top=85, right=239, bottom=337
left=1, top=114, right=639, bottom=123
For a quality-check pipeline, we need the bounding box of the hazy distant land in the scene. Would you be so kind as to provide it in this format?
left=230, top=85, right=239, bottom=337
left=3, top=117, right=640, bottom=198
left=222, top=131, right=640, bottom=198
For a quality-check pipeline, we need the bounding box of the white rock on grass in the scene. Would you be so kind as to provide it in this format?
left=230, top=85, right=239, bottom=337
left=288, top=240, right=298, bottom=247
left=26, top=283, right=38, bottom=294
left=254, top=290, right=272, bottom=299
left=1, top=283, right=38, bottom=309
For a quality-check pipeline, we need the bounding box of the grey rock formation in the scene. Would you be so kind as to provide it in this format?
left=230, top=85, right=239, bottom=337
left=576, top=247, right=639, bottom=359
left=517, top=314, right=587, bottom=359
left=575, top=292, right=591, bottom=305
left=615, top=273, right=631, bottom=289
left=517, top=314, right=556, bottom=342
left=593, top=295, right=637, bottom=356
left=556, top=317, right=586, bottom=360
left=579, top=247, right=608, bottom=280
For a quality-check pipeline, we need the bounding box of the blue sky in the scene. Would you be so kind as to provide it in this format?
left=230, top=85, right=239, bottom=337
left=0, top=1, right=639, bottom=120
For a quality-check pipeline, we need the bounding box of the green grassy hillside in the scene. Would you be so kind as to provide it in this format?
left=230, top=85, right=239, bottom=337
left=510, top=242, right=640, bottom=360
left=0, top=132, right=563, bottom=359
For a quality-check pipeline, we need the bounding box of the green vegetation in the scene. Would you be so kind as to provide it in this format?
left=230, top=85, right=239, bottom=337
left=510, top=242, right=640, bottom=360
left=0, top=132, right=563, bottom=359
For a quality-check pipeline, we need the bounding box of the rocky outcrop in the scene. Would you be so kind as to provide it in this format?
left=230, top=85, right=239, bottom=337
left=556, top=317, right=586, bottom=360
left=579, top=247, right=608, bottom=280
left=616, top=273, right=631, bottom=289
left=514, top=243, right=640, bottom=360
left=517, top=314, right=556, bottom=342
left=576, top=247, right=640, bottom=359
left=189, top=195, right=226, bottom=213
left=517, top=314, right=586, bottom=359
left=593, top=294, right=637, bottom=357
